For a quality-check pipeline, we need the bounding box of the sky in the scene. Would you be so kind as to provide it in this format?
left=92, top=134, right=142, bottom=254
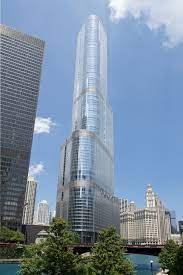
left=2, top=0, right=183, bottom=220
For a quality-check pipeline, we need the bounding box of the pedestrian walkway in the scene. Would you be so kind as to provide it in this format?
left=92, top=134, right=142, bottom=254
left=156, top=268, right=169, bottom=274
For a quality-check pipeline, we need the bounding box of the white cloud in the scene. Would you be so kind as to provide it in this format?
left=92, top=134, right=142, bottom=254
left=34, top=117, right=56, bottom=134
left=29, top=163, right=44, bottom=176
left=108, top=0, right=183, bottom=47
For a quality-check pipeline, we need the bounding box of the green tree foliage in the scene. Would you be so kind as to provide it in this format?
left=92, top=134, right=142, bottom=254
left=10, top=230, right=25, bottom=242
left=0, top=245, right=25, bottom=259
left=0, top=226, right=12, bottom=242
left=159, top=240, right=183, bottom=274
left=173, top=245, right=183, bottom=275
left=159, top=240, right=179, bottom=273
left=20, top=218, right=81, bottom=275
left=0, top=226, right=24, bottom=243
left=90, top=225, right=134, bottom=275
left=21, top=220, right=135, bottom=275
left=20, top=243, right=47, bottom=274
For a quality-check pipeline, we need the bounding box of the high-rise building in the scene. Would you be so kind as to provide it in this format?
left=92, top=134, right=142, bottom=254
left=128, top=201, right=137, bottom=212
left=178, top=221, right=183, bottom=245
left=120, top=185, right=171, bottom=245
left=119, top=198, right=128, bottom=215
left=164, top=210, right=171, bottom=241
left=120, top=205, right=159, bottom=245
left=22, top=176, right=37, bottom=225
left=56, top=15, right=119, bottom=243
left=49, top=210, right=56, bottom=224
left=0, top=25, right=44, bottom=229
left=36, top=200, right=49, bottom=226
left=155, top=196, right=171, bottom=244
left=134, top=208, right=159, bottom=245
left=120, top=211, right=134, bottom=244
left=166, top=210, right=177, bottom=234
left=178, top=221, right=183, bottom=236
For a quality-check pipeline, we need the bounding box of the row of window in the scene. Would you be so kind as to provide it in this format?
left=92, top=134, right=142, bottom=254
left=2, top=34, right=44, bottom=51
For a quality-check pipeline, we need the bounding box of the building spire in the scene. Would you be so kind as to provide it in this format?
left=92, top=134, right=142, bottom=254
left=146, top=184, right=155, bottom=208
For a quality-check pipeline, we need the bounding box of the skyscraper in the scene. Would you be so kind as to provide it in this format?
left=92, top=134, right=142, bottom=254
left=0, top=25, right=44, bottom=229
left=120, top=185, right=171, bottom=245
left=134, top=208, right=159, bottom=245
left=22, top=176, right=37, bottom=225
left=49, top=210, right=56, bottom=224
left=155, top=196, right=171, bottom=244
left=166, top=210, right=177, bottom=234
left=56, top=15, right=119, bottom=243
left=178, top=220, right=183, bottom=243
left=178, top=220, right=183, bottom=235
left=35, top=200, right=49, bottom=226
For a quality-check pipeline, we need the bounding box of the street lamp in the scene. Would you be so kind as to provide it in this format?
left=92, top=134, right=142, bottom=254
left=150, top=260, right=154, bottom=273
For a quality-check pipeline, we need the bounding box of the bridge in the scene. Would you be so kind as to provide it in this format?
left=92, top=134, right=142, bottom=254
left=0, top=242, right=164, bottom=256
left=124, top=245, right=163, bottom=256
left=74, top=244, right=164, bottom=256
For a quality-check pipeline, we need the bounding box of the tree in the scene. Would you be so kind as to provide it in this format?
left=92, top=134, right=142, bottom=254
left=21, top=221, right=135, bottom=275
left=90, top=225, right=134, bottom=275
left=0, top=226, right=24, bottom=243
left=0, top=226, right=12, bottom=242
left=10, top=230, right=24, bottom=242
left=20, top=218, right=81, bottom=275
left=20, top=243, right=46, bottom=274
left=159, top=240, right=179, bottom=273
left=172, top=246, right=183, bottom=275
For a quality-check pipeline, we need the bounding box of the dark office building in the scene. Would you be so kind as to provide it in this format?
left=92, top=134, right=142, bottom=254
left=179, top=221, right=183, bottom=235
left=166, top=209, right=178, bottom=234
left=0, top=25, right=44, bottom=229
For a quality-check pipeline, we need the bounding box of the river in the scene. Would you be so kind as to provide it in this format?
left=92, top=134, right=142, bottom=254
left=0, top=254, right=160, bottom=274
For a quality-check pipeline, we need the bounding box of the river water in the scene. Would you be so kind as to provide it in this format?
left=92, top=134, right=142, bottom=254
left=127, top=254, right=160, bottom=274
left=0, top=254, right=160, bottom=274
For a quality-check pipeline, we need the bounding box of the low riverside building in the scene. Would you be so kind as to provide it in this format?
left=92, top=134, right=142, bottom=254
left=170, top=234, right=182, bottom=245
left=22, top=224, right=49, bottom=244
left=35, top=230, right=48, bottom=244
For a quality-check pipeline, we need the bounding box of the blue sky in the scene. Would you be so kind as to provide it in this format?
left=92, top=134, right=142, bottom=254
left=2, top=0, right=183, bottom=220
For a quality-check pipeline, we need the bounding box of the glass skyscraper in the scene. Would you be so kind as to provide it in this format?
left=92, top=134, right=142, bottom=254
left=166, top=210, right=178, bottom=234
left=0, top=25, right=44, bottom=229
left=56, top=15, right=119, bottom=243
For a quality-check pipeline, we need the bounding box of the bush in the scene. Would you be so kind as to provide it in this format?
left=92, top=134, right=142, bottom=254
left=0, top=245, right=25, bottom=259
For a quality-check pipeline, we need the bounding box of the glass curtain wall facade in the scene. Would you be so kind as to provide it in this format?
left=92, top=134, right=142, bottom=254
left=0, top=25, right=44, bottom=229
left=56, top=15, right=119, bottom=243
left=166, top=210, right=178, bottom=234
